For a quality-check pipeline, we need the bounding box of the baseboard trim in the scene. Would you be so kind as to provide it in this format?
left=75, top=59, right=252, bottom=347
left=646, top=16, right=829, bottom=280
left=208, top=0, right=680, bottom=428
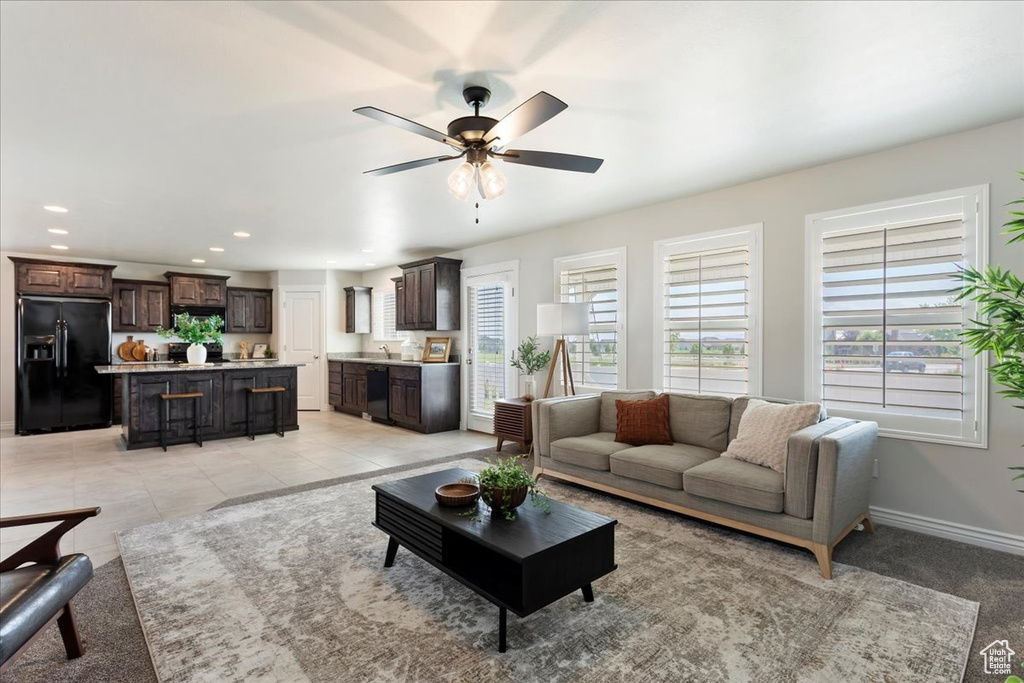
left=0, top=420, right=14, bottom=431
left=870, top=506, right=1024, bottom=556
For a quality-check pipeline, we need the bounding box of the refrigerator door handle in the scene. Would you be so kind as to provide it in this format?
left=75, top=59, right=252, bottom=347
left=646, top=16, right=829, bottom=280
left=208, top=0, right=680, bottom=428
left=55, top=320, right=63, bottom=372
left=61, top=320, right=69, bottom=377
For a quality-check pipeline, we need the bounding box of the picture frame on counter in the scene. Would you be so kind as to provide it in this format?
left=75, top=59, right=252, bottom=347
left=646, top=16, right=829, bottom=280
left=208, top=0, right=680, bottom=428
left=422, top=337, right=452, bottom=363
left=252, top=343, right=268, bottom=359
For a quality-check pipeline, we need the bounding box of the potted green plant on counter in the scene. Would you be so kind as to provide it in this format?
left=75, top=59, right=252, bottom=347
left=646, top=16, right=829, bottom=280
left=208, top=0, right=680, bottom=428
left=472, top=458, right=550, bottom=521
left=510, top=336, right=551, bottom=401
left=156, top=313, right=224, bottom=365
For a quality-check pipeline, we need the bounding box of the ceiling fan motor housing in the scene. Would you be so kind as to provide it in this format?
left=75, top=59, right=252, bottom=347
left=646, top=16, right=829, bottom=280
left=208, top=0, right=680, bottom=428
left=447, top=116, right=498, bottom=143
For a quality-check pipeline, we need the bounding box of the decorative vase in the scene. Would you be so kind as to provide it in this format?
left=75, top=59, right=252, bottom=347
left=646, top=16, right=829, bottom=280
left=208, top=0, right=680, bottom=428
left=481, top=485, right=529, bottom=517
left=522, top=376, right=537, bottom=401
left=186, top=343, right=207, bottom=365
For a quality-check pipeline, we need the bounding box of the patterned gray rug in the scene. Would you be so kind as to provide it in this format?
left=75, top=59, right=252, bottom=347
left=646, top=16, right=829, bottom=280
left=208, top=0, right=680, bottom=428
left=116, top=458, right=978, bottom=683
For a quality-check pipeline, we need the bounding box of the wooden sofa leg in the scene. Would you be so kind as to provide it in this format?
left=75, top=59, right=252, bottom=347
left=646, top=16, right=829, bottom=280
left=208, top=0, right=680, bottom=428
left=57, top=601, right=85, bottom=659
left=810, top=543, right=833, bottom=580
left=862, top=512, right=875, bottom=534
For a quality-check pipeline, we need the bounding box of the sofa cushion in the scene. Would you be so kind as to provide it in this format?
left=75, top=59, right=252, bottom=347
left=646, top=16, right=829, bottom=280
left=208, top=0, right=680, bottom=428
left=615, top=395, right=673, bottom=446
left=600, top=391, right=656, bottom=433
left=666, top=393, right=732, bottom=452
left=610, top=443, right=719, bottom=489
left=551, top=432, right=630, bottom=471
left=723, top=399, right=822, bottom=473
left=683, top=458, right=785, bottom=513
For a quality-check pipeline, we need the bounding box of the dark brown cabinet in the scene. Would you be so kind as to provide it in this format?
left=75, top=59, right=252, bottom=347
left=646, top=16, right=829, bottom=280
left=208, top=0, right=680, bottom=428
left=392, top=277, right=405, bottom=329
left=387, top=363, right=459, bottom=433
left=226, top=287, right=273, bottom=333
left=344, top=286, right=372, bottom=334
left=336, top=362, right=368, bottom=415
left=395, top=257, right=461, bottom=331
left=165, top=272, right=230, bottom=306
left=10, top=258, right=115, bottom=297
left=112, top=279, right=170, bottom=332
left=328, top=361, right=343, bottom=409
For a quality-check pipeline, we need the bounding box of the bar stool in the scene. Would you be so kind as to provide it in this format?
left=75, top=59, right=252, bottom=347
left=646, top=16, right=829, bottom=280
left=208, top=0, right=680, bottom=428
left=246, top=386, right=287, bottom=440
left=158, top=391, right=204, bottom=452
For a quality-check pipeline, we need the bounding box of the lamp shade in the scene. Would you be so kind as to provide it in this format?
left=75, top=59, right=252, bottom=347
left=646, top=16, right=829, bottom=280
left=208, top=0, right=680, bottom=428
left=537, top=302, right=589, bottom=336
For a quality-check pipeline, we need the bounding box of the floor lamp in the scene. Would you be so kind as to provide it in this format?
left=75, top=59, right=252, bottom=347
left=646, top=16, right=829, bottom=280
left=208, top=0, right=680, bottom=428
left=537, top=302, right=589, bottom=398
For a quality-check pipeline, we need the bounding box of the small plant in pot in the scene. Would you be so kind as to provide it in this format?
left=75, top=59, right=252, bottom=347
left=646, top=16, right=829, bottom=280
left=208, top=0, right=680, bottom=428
left=472, top=458, right=550, bottom=521
left=509, top=336, right=551, bottom=401
left=156, top=313, right=223, bottom=364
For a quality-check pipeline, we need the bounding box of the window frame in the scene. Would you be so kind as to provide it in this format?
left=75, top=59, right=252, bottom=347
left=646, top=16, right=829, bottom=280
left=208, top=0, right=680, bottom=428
left=552, top=247, right=627, bottom=392
left=805, top=185, right=989, bottom=448
left=652, top=224, right=763, bottom=397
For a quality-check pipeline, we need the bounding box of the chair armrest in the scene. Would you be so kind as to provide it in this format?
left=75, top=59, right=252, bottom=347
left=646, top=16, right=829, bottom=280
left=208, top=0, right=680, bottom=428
left=810, top=421, right=878, bottom=544
left=784, top=418, right=857, bottom=519
left=0, top=507, right=101, bottom=571
left=532, top=394, right=602, bottom=458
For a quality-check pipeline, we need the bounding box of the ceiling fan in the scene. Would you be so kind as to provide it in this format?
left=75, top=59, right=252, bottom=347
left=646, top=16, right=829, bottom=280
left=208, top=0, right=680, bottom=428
left=354, top=86, right=603, bottom=201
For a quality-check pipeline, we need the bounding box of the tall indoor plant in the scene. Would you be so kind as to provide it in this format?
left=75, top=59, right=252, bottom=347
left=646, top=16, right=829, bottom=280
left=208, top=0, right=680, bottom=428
left=955, top=172, right=1023, bottom=490
left=156, top=313, right=224, bottom=364
left=510, top=335, right=551, bottom=401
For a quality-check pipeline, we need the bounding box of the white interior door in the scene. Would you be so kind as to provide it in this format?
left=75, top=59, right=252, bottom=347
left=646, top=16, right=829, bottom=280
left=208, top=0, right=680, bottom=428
left=463, top=266, right=517, bottom=433
left=282, top=288, right=323, bottom=411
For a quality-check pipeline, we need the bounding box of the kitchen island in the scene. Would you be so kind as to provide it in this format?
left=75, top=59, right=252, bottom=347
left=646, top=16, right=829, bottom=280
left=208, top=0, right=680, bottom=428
left=95, top=362, right=301, bottom=450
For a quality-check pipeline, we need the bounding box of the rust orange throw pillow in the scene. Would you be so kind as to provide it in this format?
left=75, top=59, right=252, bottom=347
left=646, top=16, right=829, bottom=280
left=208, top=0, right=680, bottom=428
left=615, top=395, right=673, bottom=446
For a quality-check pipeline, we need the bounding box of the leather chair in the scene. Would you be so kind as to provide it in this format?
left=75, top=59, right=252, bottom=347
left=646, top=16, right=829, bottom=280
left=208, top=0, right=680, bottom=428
left=0, top=507, right=100, bottom=672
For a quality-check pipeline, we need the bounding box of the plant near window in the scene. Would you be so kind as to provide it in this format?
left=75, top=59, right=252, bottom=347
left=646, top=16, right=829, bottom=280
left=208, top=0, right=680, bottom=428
left=954, top=172, right=1024, bottom=490
left=509, top=336, right=551, bottom=401
left=465, top=458, right=550, bottom=521
left=156, top=313, right=224, bottom=345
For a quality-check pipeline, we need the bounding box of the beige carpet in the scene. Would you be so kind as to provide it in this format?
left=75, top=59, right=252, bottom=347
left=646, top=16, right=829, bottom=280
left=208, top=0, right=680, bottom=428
left=115, top=458, right=978, bottom=682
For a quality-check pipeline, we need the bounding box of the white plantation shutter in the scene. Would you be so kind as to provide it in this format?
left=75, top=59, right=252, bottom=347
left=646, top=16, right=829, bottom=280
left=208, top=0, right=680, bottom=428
left=554, top=249, right=626, bottom=390
left=373, top=291, right=408, bottom=341
left=807, top=187, right=987, bottom=446
left=656, top=227, right=761, bottom=397
left=468, top=282, right=507, bottom=415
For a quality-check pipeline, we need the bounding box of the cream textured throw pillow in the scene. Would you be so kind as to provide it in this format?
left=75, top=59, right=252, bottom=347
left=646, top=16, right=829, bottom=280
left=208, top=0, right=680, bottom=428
left=722, top=399, right=821, bottom=474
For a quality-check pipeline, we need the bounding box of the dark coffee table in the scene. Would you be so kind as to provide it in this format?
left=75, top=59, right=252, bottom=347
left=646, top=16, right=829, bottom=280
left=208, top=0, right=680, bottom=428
left=372, top=467, right=617, bottom=652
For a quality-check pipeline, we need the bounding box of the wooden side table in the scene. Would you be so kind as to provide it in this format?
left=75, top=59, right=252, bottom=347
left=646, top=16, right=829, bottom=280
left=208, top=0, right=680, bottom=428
left=493, top=398, right=533, bottom=455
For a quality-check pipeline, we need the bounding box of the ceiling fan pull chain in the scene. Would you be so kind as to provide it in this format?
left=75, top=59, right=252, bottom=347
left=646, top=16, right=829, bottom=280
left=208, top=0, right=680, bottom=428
left=475, top=202, right=480, bottom=224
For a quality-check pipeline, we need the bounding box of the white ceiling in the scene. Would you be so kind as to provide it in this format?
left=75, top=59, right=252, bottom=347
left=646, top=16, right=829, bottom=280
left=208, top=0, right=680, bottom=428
left=1, top=1, right=1022, bottom=272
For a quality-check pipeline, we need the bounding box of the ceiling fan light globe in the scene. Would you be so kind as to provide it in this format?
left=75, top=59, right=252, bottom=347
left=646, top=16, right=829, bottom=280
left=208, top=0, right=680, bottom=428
left=446, top=162, right=475, bottom=201
left=478, top=161, right=506, bottom=200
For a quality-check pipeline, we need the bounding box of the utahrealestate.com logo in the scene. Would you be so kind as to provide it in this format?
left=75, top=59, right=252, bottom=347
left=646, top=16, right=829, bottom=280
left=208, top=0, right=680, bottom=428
left=977, top=638, right=1021, bottom=679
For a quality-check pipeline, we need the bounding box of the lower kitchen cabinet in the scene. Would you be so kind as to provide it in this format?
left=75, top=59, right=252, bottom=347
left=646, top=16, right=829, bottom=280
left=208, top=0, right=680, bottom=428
left=331, top=361, right=368, bottom=415
left=387, top=364, right=459, bottom=433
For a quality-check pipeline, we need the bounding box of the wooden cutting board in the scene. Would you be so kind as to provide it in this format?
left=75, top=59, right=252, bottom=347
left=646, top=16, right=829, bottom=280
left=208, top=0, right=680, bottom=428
left=132, top=341, right=148, bottom=361
left=118, top=336, right=137, bottom=361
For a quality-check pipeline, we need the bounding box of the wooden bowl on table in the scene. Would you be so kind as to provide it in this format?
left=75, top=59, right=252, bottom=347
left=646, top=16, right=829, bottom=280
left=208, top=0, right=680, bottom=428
left=435, top=482, right=480, bottom=507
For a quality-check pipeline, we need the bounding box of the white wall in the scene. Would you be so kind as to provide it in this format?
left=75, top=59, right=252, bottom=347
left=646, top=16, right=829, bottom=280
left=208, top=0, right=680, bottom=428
left=411, top=118, right=1023, bottom=539
left=0, top=252, right=274, bottom=426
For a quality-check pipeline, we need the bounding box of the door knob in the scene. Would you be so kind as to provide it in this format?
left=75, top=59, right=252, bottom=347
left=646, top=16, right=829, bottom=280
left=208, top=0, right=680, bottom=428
left=314, top=355, right=320, bottom=359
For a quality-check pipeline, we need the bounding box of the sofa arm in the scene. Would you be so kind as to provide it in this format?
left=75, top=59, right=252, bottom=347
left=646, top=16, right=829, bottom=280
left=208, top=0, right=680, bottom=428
left=810, top=421, right=878, bottom=544
left=532, top=394, right=602, bottom=458
left=784, top=418, right=858, bottom=519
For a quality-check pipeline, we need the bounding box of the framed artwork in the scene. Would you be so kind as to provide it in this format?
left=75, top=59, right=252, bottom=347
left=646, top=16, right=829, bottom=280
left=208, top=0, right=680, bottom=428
left=422, top=337, right=452, bottom=363
left=252, top=343, right=268, bottom=359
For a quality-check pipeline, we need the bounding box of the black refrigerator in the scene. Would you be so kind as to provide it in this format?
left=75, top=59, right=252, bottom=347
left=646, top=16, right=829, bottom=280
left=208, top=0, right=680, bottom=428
left=16, top=296, right=112, bottom=434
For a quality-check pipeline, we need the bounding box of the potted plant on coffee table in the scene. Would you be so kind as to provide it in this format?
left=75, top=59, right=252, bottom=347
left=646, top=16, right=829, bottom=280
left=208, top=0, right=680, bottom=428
left=509, top=336, right=551, bottom=401
left=473, top=457, right=550, bottom=521
left=156, top=313, right=224, bottom=365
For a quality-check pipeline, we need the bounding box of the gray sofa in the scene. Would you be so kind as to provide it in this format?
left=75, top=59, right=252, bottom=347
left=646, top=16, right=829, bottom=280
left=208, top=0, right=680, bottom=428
left=532, top=391, right=878, bottom=578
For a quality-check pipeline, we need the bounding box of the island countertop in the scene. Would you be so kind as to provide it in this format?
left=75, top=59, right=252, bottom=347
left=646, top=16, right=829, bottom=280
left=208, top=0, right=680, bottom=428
left=95, top=361, right=305, bottom=374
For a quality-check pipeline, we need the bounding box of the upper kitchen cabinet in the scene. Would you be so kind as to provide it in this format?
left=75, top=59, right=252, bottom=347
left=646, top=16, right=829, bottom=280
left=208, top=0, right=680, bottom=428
left=344, top=286, right=372, bottom=334
left=226, top=287, right=273, bottom=333
left=10, top=257, right=115, bottom=298
left=164, top=272, right=229, bottom=306
left=395, top=257, right=462, bottom=331
left=112, top=279, right=170, bottom=332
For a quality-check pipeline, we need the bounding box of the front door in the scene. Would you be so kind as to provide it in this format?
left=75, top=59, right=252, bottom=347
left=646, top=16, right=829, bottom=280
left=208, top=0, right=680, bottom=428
left=463, top=265, right=517, bottom=433
left=282, top=289, right=323, bottom=411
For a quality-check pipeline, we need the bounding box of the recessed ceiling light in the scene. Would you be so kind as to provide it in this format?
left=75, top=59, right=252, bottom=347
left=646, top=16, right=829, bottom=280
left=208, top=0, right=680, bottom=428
left=361, top=249, right=374, bottom=253
left=50, top=244, right=69, bottom=250
left=191, top=258, right=206, bottom=263
left=47, top=228, right=68, bottom=235
left=43, top=205, right=68, bottom=213
left=233, top=231, right=250, bottom=238
left=209, top=247, right=225, bottom=252
left=363, top=262, right=377, bottom=267
left=326, top=260, right=337, bottom=264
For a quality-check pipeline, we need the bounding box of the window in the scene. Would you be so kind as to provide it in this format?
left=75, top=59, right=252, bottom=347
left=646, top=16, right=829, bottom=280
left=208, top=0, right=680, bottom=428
left=806, top=186, right=988, bottom=447
left=553, top=248, right=626, bottom=390
left=372, top=291, right=408, bottom=342
left=654, top=225, right=762, bottom=398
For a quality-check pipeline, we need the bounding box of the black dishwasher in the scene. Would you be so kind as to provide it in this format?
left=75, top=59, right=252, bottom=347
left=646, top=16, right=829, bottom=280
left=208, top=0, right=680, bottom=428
left=366, top=366, right=390, bottom=422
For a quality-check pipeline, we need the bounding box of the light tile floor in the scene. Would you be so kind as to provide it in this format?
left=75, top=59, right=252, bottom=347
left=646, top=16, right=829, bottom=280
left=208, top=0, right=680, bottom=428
left=0, top=411, right=496, bottom=568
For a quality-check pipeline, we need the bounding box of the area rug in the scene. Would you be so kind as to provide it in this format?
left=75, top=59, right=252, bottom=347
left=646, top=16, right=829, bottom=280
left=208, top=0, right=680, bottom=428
left=116, top=459, right=978, bottom=683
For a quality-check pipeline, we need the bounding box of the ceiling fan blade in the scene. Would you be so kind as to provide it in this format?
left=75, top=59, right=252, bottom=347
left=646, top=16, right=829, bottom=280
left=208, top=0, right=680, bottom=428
left=354, top=106, right=464, bottom=148
left=482, top=92, right=567, bottom=146
left=500, top=149, right=604, bottom=173
left=363, top=155, right=459, bottom=176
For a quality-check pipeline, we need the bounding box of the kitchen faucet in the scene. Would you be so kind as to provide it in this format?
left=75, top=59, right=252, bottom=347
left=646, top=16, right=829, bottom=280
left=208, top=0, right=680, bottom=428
left=379, top=344, right=390, bottom=359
